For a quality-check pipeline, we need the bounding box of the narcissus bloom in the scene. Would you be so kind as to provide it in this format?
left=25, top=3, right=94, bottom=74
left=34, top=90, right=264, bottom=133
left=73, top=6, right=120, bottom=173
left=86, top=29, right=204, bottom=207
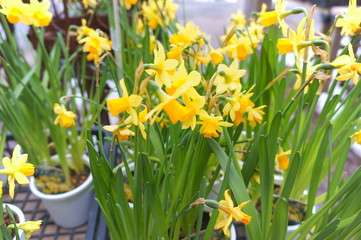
left=107, top=79, right=143, bottom=124
left=335, top=0, right=361, bottom=36
left=0, top=145, right=34, bottom=199
left=181, top=94, right=205, bottom=130
left=210, top=49, right=224, bottom=65
left=165, top=61, right=201, bottom=97
left=331, top=44, right=361, bottom=85
left=145, top=42, right=178, bottom=87
left=246, top=105, right=266, bottom=127
left=0, top=181, right=2, bottom=197
left=82, top=0, right=97, bottom=8
left=198, top=110, right=233, bottom=138
left=54, top=104, right=76, bottom=128
left=215, top=190, right=251, bottom=237
left=214, top=59, right=246, bottom=94
left=351, top=130, right=361, bottom=145
left=79, top=30, right=112, bottom=57
left=76, top=19, right=93, bottom=41
left=142, top=0, right=178, bottom=29
left=0, top=0, right=53, bottom=27
left=276, top=17, right=316, bottom=60
left=260, top=0, right=288, bottom=35
left=9, top=220, right=42, bottom=239
left=103, top=124, right=135, bottom=143
left=276, top=147, right=292, bottom=169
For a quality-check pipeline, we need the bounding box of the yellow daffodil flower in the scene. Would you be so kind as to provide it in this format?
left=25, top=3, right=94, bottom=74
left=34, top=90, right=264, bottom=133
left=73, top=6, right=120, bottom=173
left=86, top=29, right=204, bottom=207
left=142, top=0, right=178, bottom=30
left=276, top=147, right=291, bottom=169
left=54, top=104, right=76, bottom=128
left=124, top=107, right=148, bottom=139
left=214, top=59, right=246, bottom=94
left=335, top=0, right=361, bottom=36
left=76, top=19, right=93, bottom=41
left=0, top=181, right=2, bottom=197
left=331, top=43, right=361, bottom=85
left=260, top=0, right=288, bottom=35
left=210, top=49, right=224, bottom=65
left=0, top=145, right=34, bottom=199
left=198, top=110, right=233, bottom=138
left=351, top=130, right=361, bottom=145
left=103, top=124, right=135, bottom=143
left=246, top=105, right=266, bottom=127
left=123, top=0, right=138, bottom=10
left=224, top=33, right=259, bottom=61
left=145, top=42, right=178, bottom=88
left=215, top=190, right=251, bottom=237
left=181, top=94, right=205, bottom=130
left=79, top=30, right=112, bottom=57
left=146, top=82, right=190, bottom=125
left=230, top=10, right=246, bottom=29
left=276, top=17, right=316, bottom=60
left=82, top=0, right=97, bottom=9
left=0, top=0, right=52, bottom=27
left=107, top=79, right=143, bottom=125
left=9, top=220, right=42, bottom=240
left=165, top=61, right=201, bottom=97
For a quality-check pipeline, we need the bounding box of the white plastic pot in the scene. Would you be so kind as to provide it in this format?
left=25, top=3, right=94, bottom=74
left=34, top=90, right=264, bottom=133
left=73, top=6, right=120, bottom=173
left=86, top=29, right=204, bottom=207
left=3, top=203, right=26, bottom=240
left=29, top=156, right=93, bottom=228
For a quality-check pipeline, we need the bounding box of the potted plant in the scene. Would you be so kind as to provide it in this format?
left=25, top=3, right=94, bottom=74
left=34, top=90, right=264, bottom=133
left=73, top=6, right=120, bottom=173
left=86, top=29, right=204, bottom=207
left=0, top=144, right=42, bottom=239
left=0, top=0, right=110, bottom=228
left=85, top=0, right=361, bottom=239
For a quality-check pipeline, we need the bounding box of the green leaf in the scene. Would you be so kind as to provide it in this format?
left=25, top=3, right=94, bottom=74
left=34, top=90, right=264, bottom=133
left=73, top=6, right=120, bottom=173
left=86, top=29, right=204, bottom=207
left=207, top=138, right=262, bottom=240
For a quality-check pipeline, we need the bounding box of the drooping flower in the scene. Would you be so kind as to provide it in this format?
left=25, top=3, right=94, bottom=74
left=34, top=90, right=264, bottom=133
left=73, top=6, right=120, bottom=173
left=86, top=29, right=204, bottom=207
left=330, top=43, right=361, bottom=85
left=198, top=110, right=233, bottom=138
left=214, top=190, right=251, bottom=237
left=335, top=0, right=361, bottom=36
left=275, top=147, right=291, bottom=169
left=54, top=104, right=76, bottom=128
left=214, top=59, right=246, bottom=94
left=0, top=145, right=34, bottom=199
left=9, top=220, right=42, bottom=240
left=145, top=42, right=178, bottom=88
left=107, top=79, right=143, bottom=124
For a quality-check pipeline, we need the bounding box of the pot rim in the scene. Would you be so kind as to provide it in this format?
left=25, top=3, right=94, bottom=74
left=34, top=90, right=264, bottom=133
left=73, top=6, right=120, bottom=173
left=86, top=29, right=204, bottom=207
left=3, top=203, right=25, bottom=239
left=29, top=156, right=92, bottom=200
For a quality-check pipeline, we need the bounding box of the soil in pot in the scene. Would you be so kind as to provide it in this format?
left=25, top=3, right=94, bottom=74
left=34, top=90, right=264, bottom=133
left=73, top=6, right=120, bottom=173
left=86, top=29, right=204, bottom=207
left=3, top=208, right=20, bottom=238
left=34, top=165, right=90, bottom=194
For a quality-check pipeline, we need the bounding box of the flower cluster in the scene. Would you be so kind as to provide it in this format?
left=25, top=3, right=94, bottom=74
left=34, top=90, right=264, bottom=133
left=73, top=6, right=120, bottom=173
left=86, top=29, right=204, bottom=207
left=0, top=0, right=52, bottom=27
left=142, top=0, right=178, bottom=30
left=106, top=42, right=265, bottom=146
left=77, top=19, right=112, bottom=65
